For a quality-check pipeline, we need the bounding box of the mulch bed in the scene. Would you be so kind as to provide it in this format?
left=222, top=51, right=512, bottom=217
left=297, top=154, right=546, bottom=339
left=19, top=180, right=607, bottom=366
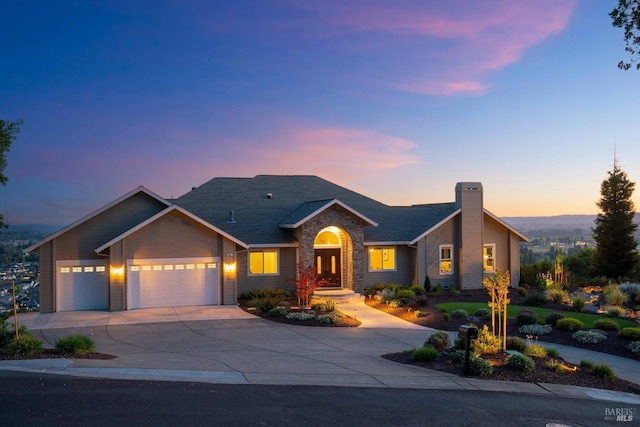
left=238, top=298, right=361, bottom=327
left=382, top=350, right=640, bottom=395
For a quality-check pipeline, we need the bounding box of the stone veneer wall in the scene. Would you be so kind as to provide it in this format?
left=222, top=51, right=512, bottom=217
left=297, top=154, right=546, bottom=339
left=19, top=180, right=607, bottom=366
left=293, top=205, right=366, bottom=293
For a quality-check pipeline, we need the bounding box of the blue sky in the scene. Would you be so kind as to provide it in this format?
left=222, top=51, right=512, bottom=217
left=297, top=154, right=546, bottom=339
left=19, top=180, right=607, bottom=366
left=1, top=0, right=638, bottom=225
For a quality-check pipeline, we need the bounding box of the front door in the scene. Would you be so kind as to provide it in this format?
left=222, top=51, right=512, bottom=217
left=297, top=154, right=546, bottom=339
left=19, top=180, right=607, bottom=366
left=314, top=248, right=341, bottom=288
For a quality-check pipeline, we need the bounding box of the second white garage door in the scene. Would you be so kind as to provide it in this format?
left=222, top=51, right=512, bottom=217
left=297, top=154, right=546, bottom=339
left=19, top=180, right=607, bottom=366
left=126, top=257, right=220, bottom=309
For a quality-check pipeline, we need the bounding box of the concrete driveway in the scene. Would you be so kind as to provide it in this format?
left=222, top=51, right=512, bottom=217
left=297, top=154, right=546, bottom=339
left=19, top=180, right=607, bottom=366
left=5, top=301, right=640, bottom=404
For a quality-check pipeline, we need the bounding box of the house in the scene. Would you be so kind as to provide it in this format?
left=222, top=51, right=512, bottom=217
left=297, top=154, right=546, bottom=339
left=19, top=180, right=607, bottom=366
left=25, top=175, right=528, bottom=313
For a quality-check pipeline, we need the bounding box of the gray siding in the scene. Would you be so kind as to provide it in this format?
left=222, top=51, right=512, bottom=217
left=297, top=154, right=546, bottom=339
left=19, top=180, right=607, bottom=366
left=363, top=245, right=414, bottom=288
left=55, top=193, right=168, bottom=260
left=237, top=247, right=297, bottom=296
left=425, top=218, right=457, bottom=289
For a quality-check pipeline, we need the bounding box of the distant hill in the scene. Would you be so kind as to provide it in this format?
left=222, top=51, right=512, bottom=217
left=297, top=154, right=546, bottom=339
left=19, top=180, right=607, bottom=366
left=5, top=224, right=62, bottom=234
left=501, top=215, right=597, bottom=232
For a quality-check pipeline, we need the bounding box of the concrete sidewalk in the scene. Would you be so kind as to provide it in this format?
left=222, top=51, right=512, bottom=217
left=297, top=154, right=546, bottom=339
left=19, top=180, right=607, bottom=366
left=2, top=300, right=639, bottom=405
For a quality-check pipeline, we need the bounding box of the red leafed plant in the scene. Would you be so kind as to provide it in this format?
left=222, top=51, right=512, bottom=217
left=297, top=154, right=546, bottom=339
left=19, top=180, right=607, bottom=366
left=288, top=263, right=328, bottom=307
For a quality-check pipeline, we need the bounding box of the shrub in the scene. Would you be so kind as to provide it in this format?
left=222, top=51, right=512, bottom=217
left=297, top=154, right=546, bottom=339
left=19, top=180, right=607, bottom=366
left=396, top=289, right=416, bottom=300
left=506, top=353, right=535, bottom=372
left=519, top=324, right=552, bottom=336
left=580, top=359, right=595, bottom=369
left=316, top=312, right=342, bottom=324
left=423, top=275, right=432, bottom=292
left=627, top=341, right=640, bottom=356
left=450, top=309, right=468, bottom=319
left=472, top=324, right=501, bottom=356
left=442, top=312, right=451, bottom=321
left=516, top=309, right=538, bottom=326
left=425, top=331, right=451, bottom=351
left=244, top=289, right=290, bottom=300
left=603, top=284, right=628, bottom=306
left=569, top=294, right=586, bottom=312
left=7, top=334, right=44, bottom=357
left=473, top=308, right=491, bottom=318
left=320, top=299, right=336, bottom=312
left=378, top=288, right=396, bottom=302
left=409, top=285, right=426, bottom=296
left=592, top=363, right=616, bottom=380
left=449, top=284, right=459, bottom=296
left=248, top=297, right=283, bottom=313
left=593, top=318, right=620, bottom=331
left=604, top=305, right=625, bottom=318
left=453, top=337, right=466, bottom=351
left=556, top=318, right=584, bottom=331
left=413, top=345, right=439, bottom=362
left=55, top=334, right=95, bottom=355
left=545, top=347, right=560, bottom=358
left=449, top=350, right=466, bottom=365
left=572, top=330, right=607, bottom=344
left=618, top=327, right=640, bottom=340
left=523, top=293, right=547, bottom=306
left=0, top=319, right=29, bottom=348
left=518, top=287, right=528, bottom=297
left=545, top=312, right=565, bottom=327
left=468, top=357, right=493, bottom=377
left=524, top=343, right=547, bottom=358
left=388, top=299, right=403, bottom=308
left=545, top=286, right=569, bottom=303
left=285, top=312, right=315, bottom=321
left=433, top=284, right=443, bottom=295
left=619, top=282, right=640, bottom=299
left=505, top=336, right=526, bottom=351
left=268, top=307, right=288, bottom=317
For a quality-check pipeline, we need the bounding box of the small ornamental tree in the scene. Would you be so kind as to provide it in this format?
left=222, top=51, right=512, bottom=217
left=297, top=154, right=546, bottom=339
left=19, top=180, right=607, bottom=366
left=482, top=268, right=511, bottom=352
left=288, top=263, right=327, bottom=307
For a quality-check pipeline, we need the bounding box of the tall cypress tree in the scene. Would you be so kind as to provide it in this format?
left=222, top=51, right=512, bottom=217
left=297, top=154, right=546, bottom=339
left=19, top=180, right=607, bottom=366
left=592, top=160, right=639, bottom=279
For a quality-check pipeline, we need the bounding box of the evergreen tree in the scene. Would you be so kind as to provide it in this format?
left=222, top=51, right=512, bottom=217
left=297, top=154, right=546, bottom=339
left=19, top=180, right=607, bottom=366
left=592, top=160, right=639, bottom=279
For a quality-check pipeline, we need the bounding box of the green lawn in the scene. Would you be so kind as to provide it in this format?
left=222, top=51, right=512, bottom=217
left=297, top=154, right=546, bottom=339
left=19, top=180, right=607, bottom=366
left=434, top=302, right=637, bottom=329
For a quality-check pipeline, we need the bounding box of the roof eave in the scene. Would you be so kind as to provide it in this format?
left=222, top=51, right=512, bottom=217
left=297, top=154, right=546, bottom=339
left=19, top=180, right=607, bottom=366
left=24, top=186, right=172, bottom=254
left=95, top=205, right=248, bottom=254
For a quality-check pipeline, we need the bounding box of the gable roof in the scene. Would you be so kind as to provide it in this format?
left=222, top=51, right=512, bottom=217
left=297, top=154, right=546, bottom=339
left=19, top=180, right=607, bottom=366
left=279, top=199, right=378, bottom=228
left=24, top=186, right=172, bottom=253
left=94, top=205, right=248, bottom=254
left=483, top=209, right=530, bottom=242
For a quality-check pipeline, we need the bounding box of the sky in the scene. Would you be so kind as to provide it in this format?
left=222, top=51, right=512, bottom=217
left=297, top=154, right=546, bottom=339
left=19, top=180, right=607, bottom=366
left=1, top=0, right=639, bottom=226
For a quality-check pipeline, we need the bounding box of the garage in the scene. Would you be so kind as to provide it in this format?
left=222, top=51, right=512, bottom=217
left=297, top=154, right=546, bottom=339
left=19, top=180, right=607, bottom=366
left=126, top=257, right=220, bottom=309
left=56, top=261, right=109, bottom=312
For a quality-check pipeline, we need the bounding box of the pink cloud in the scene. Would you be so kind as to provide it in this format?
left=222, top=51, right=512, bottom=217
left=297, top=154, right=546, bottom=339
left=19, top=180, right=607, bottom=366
left=280, top=0, right=580, bottom=95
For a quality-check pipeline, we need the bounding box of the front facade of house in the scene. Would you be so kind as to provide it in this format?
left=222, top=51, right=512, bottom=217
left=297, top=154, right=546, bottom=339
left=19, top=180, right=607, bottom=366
left=26, top=176, right=528, bottom=313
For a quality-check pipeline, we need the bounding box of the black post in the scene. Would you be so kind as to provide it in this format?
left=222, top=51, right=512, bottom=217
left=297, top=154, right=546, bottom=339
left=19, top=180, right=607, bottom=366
left=464, top=335, right=472, bottom=375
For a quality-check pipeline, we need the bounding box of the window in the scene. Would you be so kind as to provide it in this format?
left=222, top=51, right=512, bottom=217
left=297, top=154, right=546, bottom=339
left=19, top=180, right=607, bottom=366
left=439, top=245, right=453, bottom=275
left=368, top=247, right=396, bottom=271
left=249, top=250, right=279, bottom=275
left=483, top=244, right=495, bottom=272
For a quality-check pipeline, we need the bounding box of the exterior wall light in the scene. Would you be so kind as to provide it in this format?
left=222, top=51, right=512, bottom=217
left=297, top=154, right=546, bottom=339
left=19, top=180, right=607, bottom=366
left=110, top=265, right=125, bottom=278
left=224, top=262, right=236, bottom=273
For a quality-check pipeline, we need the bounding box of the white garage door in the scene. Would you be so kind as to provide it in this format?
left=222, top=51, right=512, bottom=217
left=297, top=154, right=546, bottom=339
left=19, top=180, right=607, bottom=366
left=127, top=257, right=220, bottom=309
left=56, top=261, right=109, bottom=312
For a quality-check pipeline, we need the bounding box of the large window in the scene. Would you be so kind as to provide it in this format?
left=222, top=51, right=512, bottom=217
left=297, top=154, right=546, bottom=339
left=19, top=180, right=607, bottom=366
left=483, top=244, right=495, bottom=272
left=368, top=247, right=396, bottom=271
left=249, top=250, right=279, bottom=275
left=439, top=245, right=453, bottom=275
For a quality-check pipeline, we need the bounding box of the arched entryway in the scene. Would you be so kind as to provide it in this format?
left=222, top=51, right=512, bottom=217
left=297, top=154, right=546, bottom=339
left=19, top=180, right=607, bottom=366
left=314, top=227, right=342, bottom=288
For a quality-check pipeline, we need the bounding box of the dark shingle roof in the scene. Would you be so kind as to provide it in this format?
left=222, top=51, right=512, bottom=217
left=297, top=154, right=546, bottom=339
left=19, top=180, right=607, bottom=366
left=175, top=175, right=458, bottom=245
